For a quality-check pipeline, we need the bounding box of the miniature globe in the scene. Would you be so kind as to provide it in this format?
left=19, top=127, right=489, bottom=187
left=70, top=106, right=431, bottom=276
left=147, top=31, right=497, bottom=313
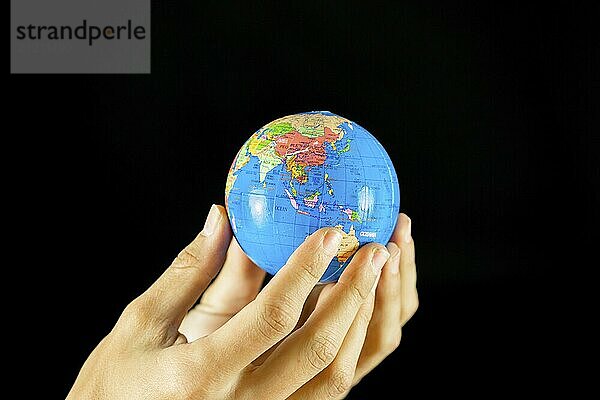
left=225, top=111, right=400, bottom=282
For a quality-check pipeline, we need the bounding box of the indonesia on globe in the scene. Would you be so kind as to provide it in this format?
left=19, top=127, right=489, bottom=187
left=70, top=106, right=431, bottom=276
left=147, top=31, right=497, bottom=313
left=225, top=111, right=400, bottom=282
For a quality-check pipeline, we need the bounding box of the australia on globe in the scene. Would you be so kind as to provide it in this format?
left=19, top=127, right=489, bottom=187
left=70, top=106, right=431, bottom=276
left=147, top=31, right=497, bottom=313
left=225, top=111, right=400, bottom=282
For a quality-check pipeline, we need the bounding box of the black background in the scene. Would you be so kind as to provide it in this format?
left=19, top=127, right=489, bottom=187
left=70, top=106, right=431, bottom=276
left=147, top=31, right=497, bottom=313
left=10, top=1, right=597, bottom=398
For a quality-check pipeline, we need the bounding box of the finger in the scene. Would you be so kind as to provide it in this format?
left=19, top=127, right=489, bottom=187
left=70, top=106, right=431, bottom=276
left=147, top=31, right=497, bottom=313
left=201, top=237, right=266, bottom=312
left=191, top=227, right=344, bottom=372
left=244, top=243, right=389, bottom=399
left=388, top=213, right=403, bottom=244
left=179, top=238, right=266, bottom=341
left=197, top=237, right=265, bottom=314
left=396, top=214, right=418, bottom=327
left=288, top=287, right=377, bottom=400
left=122, top=205, right=231, bottom=336
left=251, top=284, right=329, bottom=367
left=355, top=242, right=402, bottom=381
left=297, top=284, right=330, bottom=330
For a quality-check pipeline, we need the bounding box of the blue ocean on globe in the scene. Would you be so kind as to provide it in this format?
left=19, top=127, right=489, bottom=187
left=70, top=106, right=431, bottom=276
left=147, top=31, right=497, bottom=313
left=225, top=111, right=400, bottom=282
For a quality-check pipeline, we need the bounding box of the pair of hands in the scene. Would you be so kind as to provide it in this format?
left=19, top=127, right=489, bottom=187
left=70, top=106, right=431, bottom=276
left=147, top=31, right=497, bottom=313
left=67, top=205, right=418, bottom=399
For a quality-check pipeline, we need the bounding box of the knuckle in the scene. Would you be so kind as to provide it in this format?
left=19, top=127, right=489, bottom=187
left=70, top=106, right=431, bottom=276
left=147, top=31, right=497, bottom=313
left=173, top=246, right=204, bottom=269
left=350, top=280, right=371, bottom=302
left=376, top=329, right=402, bottom=354
left=411, top=297, right=420, bottom=314
left=114, top=303, right=155, bottom=339
left=307, top=334, right=338, bottom=371
left=338, top=279, right=371, bottom=305
left=119, top=297, right=153, bottom=328
left=257, top=302, right=296, bottom=340
left=326, top=366, right=355, bottom=397
left=296, top=253, right=326, bottom=281
left=170, top=248, right=215, bottom=281
left=406, top=297, right=419, bottom=317
left=356, top=303, right=375, bottom=326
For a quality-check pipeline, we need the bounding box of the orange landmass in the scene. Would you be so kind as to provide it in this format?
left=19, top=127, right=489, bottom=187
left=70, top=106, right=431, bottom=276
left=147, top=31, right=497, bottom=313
left=335, top=225, right=359, bottom=264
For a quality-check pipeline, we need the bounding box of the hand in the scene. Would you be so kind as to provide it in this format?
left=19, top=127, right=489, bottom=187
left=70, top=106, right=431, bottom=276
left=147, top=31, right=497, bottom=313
left=273, top=214, right=419, bottom=397
left=350, top=214, right=419, bottom=387
left=180, top=214, right=419, bottom=397
left=67, top=205, right=405, bottom=399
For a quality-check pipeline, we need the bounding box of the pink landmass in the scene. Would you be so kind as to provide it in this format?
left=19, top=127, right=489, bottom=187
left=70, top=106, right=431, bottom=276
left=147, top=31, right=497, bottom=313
left=284, top=189, right=298, bottom=209
left=274, top=128, right=340, bottom=172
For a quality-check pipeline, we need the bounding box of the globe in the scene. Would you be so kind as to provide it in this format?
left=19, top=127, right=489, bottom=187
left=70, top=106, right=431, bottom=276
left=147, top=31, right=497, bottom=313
left=225, top=111, right=400, bottom=282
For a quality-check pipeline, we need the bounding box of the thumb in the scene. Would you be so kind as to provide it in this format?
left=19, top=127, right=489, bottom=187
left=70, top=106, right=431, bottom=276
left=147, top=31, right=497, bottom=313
left=133, top=204, right=232, bottom=332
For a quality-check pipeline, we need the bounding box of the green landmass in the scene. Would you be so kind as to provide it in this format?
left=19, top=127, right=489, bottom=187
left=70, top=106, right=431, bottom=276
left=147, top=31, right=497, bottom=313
left=290, top=181, right=297, bottom=196
left=339, top=139, right=351, bottom=153
left=298, top=126, right=324, bottom=138
left=267, top=122, right=294, bottom=138
left=306, top=191, right=321, bottom=200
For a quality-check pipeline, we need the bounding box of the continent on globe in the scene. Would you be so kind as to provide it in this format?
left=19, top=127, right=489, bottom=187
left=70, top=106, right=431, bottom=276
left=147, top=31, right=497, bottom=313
left=335, top=225, right=360, bottom=264
left=225, top=111, right=400, bottom=282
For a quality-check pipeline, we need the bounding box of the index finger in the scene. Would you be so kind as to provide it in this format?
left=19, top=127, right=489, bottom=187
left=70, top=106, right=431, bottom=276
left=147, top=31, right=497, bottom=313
left=189, top=227, right=343, bottom=372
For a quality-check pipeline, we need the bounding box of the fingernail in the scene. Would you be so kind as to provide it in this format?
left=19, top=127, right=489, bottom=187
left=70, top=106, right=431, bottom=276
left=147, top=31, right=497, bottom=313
left=372, top=248, right=390, bottom=272
left=402, top=216, right=412, bottom=243
left=201, top=204, right=221, bottom=237
left=386, top=243, right=401, bottom=275
left=323, top=228, right=343, bottom=253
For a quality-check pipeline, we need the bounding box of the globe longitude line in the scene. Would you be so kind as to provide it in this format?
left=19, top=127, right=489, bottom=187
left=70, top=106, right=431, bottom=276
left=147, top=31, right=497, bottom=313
left=345, top=130, right=366, bottom=270
left=377, top=134, right=397, bottom=233
left=322, top=122, right=350, bottom=281
left=317, top=122, right=325, bottom=232
left=376, top=136, right=398, bottom=233
left=371, top=136, right=387, bottom=234
left=268, top=162, right=280, bottom=267
left=321, top=120, right=343, bottom=281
